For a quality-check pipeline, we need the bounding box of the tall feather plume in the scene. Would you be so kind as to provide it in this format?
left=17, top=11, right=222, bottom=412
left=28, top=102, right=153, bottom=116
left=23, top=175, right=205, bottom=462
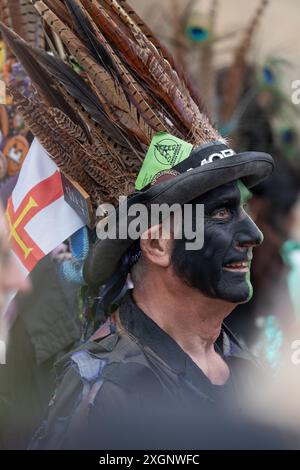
left=31, top=0, right=161, bottom=147
left=83, top=0, right=214, bottom=140
left=0, top=23, right=142, bottom=180
left=29, top=44, right=144, bottom=171
left=3, top=0, right=225, bottom=211
left=219, top=0, right=269, bottom=125
left=64, top=0, right=172, bottom=137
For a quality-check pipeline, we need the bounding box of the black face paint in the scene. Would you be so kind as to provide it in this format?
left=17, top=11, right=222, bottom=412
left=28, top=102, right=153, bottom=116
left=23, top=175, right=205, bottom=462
left=171, top=180, right=263, bottom=303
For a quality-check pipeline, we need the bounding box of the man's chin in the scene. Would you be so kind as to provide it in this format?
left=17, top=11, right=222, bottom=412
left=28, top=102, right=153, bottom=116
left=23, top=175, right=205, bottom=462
left=216, top=279, right=253, bottom=304
left=191, top=283, right=252, bottom=304
left=218, top=293, right=252, bottom=304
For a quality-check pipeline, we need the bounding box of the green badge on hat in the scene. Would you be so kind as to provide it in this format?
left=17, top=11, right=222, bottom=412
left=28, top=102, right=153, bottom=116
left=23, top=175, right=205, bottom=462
left=135, top=132, right=193, bottom=190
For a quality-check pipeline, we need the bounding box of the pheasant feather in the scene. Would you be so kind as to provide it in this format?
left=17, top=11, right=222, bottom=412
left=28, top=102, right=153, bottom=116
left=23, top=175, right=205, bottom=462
left=0, top=0, right=44, bottom=49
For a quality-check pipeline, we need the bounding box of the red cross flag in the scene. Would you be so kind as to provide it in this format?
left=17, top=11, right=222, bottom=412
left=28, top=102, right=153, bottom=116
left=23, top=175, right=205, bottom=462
left=6, top=139, right=85, bottom=278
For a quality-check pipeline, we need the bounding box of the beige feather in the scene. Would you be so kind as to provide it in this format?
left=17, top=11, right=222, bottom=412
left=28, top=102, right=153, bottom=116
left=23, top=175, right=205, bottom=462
left=219, top=0, right=269, bottom=124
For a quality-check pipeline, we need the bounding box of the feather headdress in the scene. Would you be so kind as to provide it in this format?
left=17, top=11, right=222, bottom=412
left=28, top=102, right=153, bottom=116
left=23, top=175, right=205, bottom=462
left=0, top=0, right=223, bottom=216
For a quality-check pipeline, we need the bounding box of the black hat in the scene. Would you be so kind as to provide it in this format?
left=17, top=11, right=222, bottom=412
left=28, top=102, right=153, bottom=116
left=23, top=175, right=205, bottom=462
left=84, top=140, right=273, bottom=286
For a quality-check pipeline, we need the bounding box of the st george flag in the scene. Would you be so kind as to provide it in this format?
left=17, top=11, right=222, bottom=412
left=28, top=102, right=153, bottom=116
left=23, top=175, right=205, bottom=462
left=6, top=138, right=85, bottom=279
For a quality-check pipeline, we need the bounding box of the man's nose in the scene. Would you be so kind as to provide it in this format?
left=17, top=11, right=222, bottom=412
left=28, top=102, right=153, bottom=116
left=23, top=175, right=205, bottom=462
left=235, top=215, right=264, bottom=250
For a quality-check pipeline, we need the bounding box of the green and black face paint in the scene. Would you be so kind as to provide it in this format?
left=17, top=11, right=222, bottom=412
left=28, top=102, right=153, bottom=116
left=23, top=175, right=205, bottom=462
left=171, top=180, right=263, bottom=303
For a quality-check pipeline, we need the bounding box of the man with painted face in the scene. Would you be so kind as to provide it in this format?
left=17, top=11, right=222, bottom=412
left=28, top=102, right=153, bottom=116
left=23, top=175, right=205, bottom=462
left=126, top=179, right=262, bottom=388
left=1, top=0, right=276, bottom=449
left=31, top=144, right=275, bottom=449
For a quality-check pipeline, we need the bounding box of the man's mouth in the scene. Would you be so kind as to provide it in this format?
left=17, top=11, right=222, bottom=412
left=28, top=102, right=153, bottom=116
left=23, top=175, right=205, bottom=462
left=223, top=261, right=250, bottom=273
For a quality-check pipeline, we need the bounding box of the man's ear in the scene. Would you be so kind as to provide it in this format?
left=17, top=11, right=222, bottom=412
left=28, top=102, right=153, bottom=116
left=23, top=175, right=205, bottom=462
left=140, top=224, right=173, bottom=268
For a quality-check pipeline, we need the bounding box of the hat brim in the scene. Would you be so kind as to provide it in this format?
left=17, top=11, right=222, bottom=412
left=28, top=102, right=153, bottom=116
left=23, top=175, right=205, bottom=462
left=84, top=151, right=274, bottom=286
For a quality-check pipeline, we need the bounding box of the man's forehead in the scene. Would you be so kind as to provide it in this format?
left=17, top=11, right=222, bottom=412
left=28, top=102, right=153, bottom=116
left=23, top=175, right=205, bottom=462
left=237, top=180, right=252, bottom=205
left=193, top=180, right=252, bottom=204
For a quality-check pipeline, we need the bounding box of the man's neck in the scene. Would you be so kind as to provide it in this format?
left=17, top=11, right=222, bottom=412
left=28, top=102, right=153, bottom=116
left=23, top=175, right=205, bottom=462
left=133, top=270, right=236, bottom=384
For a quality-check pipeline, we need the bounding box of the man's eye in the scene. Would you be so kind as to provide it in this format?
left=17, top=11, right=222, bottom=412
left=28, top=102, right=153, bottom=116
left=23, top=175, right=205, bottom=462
left=211, top=207, right=231, bottom=219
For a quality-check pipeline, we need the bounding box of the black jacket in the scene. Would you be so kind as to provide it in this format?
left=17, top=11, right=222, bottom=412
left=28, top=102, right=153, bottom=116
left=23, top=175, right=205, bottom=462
left=31, top=291, right=265, bottom=450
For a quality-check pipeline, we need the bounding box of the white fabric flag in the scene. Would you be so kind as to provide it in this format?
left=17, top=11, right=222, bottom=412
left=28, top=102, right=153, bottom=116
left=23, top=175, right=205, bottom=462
left=6, top=138, right=85, bottom=277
